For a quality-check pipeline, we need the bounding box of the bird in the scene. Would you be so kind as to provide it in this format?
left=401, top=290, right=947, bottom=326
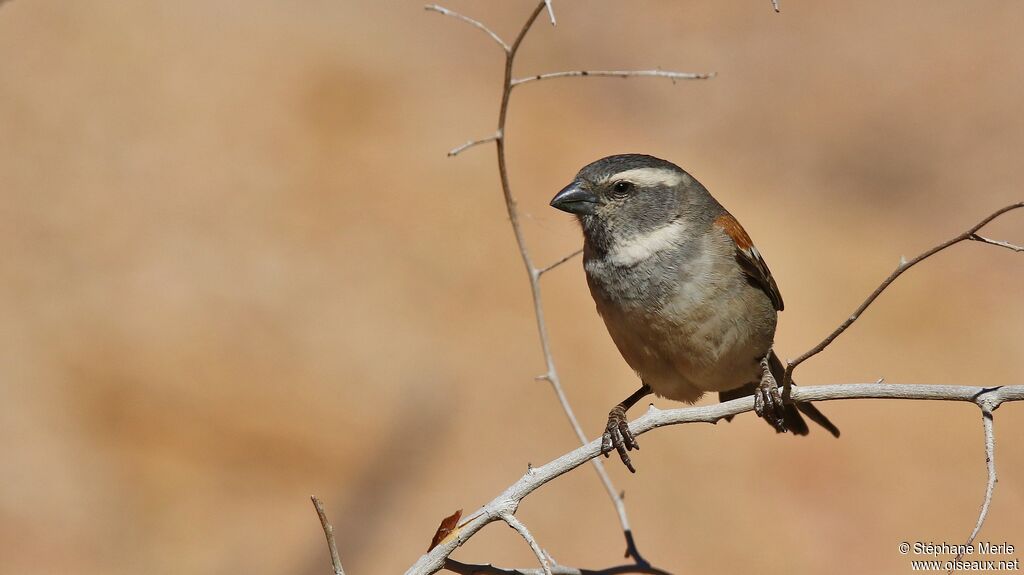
left=550, top=154, right=839, bottom=472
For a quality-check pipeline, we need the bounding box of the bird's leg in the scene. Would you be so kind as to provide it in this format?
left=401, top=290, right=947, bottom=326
left=754, top=352, right=788, bottom=433
left=601, top=384, right=652, bottom=473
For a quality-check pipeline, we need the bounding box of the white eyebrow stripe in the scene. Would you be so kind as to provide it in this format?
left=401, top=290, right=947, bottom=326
left=605, top=219, right=687, bottom=267
left=603, top=167, right=684, bottom=188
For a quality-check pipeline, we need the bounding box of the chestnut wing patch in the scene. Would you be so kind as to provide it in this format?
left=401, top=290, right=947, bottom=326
left=714, top=213, right=784, bottom=311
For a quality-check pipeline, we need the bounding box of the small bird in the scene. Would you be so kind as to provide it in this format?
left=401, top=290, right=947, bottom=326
left=550, top=154, right=839, bottom=472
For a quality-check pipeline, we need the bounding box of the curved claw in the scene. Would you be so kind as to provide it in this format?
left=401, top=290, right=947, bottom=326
left=756, top=372, right=788, bottom=434
left=602, top=406, right=639, bottom=473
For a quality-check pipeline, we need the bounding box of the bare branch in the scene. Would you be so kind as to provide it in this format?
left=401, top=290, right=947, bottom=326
left=500, top=513, right=552, bottom=575
left=481, top=6, right=719, bottom=566
left=424, top=4, right=510, bottom=53
left=448, top=132, right=501, bottom=157
left=969, top=233, right=1024, bottom=252
left=536, top=249, right=583, bottom=277
left=432, top=1, right=722, bottom=568
left=511, top=70, right=715, bottom=88
left=426, top=1, right=718, bottom=567
left=445, top=558, right=672, bottom=575
left=781, top=202, right=1024, bottom=400
left=486, top=1, right=654, bottom=565
left=405, top=384, right=1024, bottom=575
left=954, top=402, right=998, bottom=567
left=310, top=496, right=346, bottom=575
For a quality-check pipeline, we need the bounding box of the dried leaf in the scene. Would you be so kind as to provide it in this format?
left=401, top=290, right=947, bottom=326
left=428, top=509, right=463, bottom=551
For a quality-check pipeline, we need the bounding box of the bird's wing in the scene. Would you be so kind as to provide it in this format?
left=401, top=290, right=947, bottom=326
left=713, top=213, right=784, bottom=311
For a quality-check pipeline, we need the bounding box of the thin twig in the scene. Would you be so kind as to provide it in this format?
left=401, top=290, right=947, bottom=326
left=448, top=133, right=501, bottom=157
left=431, top=1, right=723, bottom=571
left=500, top=513, right=552, bottom=575
left=969, top=233, right=1024, bottom=252
left=407, top=384, right=1024, bottom=575
left=311, top=496, right=346, bottom=575
left=489, top=1, right=652, bottom=566
left=425, top=4, right=510, bottom=53
left=953, top=402, right=999, bottom=569
left=781, top=202, right=1024, bottom=401
left=511, top=70, right=714, bottom=88
left=536, top=249, right=583, bottom=277
left=445, top=558, right=672, bottom=575
left=438, top=0, right=720, bottom=567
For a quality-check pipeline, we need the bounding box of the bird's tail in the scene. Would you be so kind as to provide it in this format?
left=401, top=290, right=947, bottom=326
left=719, top=351, right=840, bottom=438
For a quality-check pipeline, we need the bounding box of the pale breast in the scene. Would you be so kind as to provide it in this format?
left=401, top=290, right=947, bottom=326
left=586, top=231, right=777, bottom=403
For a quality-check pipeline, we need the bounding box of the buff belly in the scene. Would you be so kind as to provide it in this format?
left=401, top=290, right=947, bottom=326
left=596, top=279, right=777, bottom=404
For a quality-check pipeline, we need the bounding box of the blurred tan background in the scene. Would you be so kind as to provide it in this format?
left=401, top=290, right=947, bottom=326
left=1, top=1, right=1022, bottom=574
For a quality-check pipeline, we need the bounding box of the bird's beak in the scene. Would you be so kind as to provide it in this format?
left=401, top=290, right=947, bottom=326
left=550, top=182, right=600, bottom=215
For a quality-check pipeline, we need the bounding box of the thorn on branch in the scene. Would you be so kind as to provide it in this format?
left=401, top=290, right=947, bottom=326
left=771, top=0, right=781, bottom=13
left=781, top=202, right=1024, bottom=400
left=511, top=69, right=716, bottom=88
left=544, top=0, right=556, bottom=26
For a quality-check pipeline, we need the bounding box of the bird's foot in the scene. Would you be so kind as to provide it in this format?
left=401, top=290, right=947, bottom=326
left=601, top=405, right=639, bottom=473
left=754, top=356, right=788, bottom=433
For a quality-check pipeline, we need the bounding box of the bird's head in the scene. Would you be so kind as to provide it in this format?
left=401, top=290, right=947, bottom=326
left=550, top=154, right=715, bottom=252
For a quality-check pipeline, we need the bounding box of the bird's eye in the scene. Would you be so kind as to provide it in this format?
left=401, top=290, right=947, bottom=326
left=612, top=181, right=632, bottom=197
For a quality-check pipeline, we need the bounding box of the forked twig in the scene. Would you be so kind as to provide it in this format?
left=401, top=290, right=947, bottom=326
left=488, top=3, right=651, bottom=563
left=970, top=233, right=1024, bottom=252
left=500, top=513, right=552, bottom=575
left=953, top=398, right=999, bottom=569
left=424, top=4, right=510, bottom=52
left=432, top=0, right=713, bottom=569
left=448, top=133, right=502, bottom=157
left=405, top=384, right=1024, bottom=575
left=781, top=202, right=1024, bottom=400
